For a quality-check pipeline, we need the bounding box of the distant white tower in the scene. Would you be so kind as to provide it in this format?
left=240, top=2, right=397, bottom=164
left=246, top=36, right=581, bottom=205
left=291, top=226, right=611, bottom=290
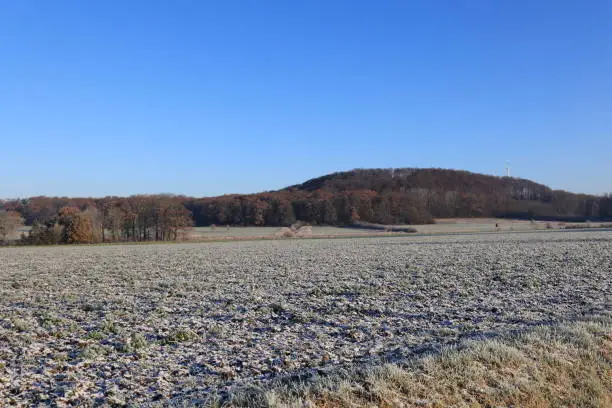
left=505, top=161, right=511, bottom=177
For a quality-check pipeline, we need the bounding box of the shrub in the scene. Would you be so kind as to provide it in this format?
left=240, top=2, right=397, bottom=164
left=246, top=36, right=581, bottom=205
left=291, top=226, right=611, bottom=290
left=295, top=225, right=313, bottom=237
left=290, top=221, right=310, bottom=231
left=22, top=222, right=62, bottom=245
left=274, top=227, right=295, bottom=238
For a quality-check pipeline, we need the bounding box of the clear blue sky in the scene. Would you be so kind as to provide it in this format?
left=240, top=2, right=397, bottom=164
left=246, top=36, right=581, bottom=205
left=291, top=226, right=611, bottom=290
left=1, top=0, right=610, bottom=198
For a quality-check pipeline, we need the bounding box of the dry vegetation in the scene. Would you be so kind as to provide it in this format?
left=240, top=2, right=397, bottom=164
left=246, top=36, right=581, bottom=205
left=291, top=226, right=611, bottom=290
left=226, top=316, right=612, bottom=408
left=186, top=225, right=403, bottom=241
left=0, top=231, right=610, bottom=406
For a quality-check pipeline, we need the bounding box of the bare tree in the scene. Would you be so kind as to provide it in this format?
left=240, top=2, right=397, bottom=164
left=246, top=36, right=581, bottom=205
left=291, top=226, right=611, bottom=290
left=0, top=211, right=24, bottom=242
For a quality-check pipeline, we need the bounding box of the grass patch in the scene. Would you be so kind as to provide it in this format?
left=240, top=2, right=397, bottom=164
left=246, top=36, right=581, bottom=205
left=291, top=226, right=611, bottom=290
left=11, top=318, right=31, bottom=332
left=115, top=333, right=149, bottom=353
left=85, top=330, right=105, bottom=340
left=101, top=319, right=121, bottom=335
left=223, top=316, right=612, bottom=408
left=162, top=329, right=199, bottom=344
left=79, top=344, right=106, bottom=360
left=131, top=332, right=148, bottom=349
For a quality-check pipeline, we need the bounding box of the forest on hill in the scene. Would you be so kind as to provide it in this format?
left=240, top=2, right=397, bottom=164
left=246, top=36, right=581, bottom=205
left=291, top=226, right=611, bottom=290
left=1, top=168, right=611, bottom=244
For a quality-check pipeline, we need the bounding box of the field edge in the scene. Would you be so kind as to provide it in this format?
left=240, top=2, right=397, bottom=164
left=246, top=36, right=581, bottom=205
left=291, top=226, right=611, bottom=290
left=164, top=314, right=612, bottom=408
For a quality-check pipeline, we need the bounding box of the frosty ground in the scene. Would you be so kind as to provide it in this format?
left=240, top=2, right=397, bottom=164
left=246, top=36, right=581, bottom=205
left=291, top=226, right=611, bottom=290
left=0, top=230, right=610, bottom=405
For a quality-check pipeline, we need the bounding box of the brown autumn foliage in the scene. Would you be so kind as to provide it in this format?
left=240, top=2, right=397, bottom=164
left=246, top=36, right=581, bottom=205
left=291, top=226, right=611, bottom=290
left=0, top=210, right=24, bottom=242
left=59, top=207, right=94, bottom=244
left=3, top=169, right=611, bottom=246
left=17, top=195, right=194, bottom=245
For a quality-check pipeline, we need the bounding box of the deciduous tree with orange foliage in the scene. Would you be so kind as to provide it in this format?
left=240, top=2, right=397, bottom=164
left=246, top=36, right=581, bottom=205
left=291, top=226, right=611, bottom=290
left=58, top=207, right=94, bottom=244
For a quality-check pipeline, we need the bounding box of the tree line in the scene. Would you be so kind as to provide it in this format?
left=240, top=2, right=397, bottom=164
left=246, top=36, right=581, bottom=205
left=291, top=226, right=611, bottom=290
left=1, top=168, right=610, bottom=245
left=186, top=168, right=607, bottom=225
left=1, top=195, right=192, bottom=244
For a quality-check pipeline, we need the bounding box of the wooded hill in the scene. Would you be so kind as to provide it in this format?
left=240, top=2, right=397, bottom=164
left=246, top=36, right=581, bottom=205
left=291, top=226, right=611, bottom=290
left=2, top=168, right=611, bottom=244
left=189, top=168, right=607, bottom=227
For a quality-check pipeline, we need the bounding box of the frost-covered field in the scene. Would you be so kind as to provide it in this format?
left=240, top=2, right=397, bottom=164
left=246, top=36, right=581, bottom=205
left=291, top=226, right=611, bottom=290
left=0, top=231, right=610, bottom=405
